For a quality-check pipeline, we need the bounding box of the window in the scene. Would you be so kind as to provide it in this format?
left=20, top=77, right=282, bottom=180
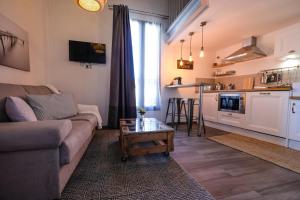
left=130, top=19, right=161, bottom=111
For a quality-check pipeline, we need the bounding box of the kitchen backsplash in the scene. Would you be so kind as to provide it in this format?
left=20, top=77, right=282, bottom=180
left=195, top=66, right=300, bottom=92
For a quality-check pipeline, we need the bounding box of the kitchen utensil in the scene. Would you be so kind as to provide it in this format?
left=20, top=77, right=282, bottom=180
left=243, top=77, right=254, bottom=89
left=227, top=83, right=235, bottom=90
left=216, top=82, right=224, bottom=90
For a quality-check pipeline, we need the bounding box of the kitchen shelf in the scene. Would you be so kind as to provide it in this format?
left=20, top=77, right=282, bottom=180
left=212, top=62, right=234, bottom=68
left=213, top=71, right=236, bottom=77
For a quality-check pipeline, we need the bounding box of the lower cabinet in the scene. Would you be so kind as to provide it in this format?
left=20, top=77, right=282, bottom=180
left=203, top=91, right=290, bottom=138
left=288, top=100, right=300, bottom=141
left=218, top=111, right=245, bottom=128
left=245, top=92, right=289, bottom=138
left=203, top=93, right=218, bottom=122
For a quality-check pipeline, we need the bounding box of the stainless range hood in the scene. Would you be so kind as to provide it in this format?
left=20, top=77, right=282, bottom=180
left=224, top=36, right=267, bottom=63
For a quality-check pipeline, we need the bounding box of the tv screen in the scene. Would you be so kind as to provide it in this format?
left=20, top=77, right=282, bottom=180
left=69, top=40, right=106, bottom=64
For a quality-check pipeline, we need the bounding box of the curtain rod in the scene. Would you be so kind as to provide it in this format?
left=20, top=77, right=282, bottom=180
left=107, top=4, right=169, bottom=20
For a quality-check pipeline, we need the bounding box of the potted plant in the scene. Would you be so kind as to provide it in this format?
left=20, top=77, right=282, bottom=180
left=138, top=107, right=146, bottom=121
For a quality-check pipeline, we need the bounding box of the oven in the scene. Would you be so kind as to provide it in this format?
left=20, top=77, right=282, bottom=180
left=218, top=93, right=246, bottom=114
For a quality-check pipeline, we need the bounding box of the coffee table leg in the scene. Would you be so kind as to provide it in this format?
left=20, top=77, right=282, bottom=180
left=121, top=136, right=129, bottom=162
left=121, top=155, right=128, bottom=162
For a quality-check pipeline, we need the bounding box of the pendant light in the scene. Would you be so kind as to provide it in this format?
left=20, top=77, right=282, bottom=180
left=199, top=21, right=207, bottom=58
left=189, top=32, right=194, bottom=62
left=77, top=0, right=107, bottom=12
left=180, top=39, right=185, bottom=66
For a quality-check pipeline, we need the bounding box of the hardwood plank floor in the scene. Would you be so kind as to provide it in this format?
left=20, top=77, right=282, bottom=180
left=171, top=126, right=300, bottom=200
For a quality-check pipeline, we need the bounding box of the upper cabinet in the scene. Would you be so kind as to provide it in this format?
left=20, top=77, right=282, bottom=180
left=274, top=22, right=300, bottom=59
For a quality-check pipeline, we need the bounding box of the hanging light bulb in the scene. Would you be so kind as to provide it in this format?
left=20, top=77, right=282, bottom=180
left=199, top=46, right=204, bottom=58
left=180, top=59, right=184, bottom=66
left=189, top=32, right=194, bottom=62
left=199, top=21, right=207, bottom=58
left=179, top=39, right=185, bottom=66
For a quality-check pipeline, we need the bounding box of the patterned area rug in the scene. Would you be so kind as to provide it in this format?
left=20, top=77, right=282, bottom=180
left=61, top=131, right=215, bottom=200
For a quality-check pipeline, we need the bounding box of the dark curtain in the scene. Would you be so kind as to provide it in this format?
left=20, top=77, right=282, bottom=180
left=108, top=5, right=137, bottom=128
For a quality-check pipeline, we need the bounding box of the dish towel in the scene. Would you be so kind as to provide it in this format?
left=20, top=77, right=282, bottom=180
left=45, top=84, right=102, bottom=129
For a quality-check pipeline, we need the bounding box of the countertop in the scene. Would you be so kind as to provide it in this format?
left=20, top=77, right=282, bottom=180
left=165, top=83, right=211, bottom=88
left=204, top=87, right=292, bottom=93
left=290, top=96, right=300, bottom=100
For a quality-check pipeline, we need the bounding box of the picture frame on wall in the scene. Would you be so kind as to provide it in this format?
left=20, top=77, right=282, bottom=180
left=177, top=60, right=193, bottom=70
left=0, top=13, right=30, bottom=71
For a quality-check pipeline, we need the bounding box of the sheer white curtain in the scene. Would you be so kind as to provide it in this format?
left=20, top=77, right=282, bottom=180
left=130, top=19, right=161, bottom=111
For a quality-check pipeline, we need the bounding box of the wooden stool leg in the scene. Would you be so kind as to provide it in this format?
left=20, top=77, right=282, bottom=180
left=187, top=99, right=194, bottom=136
left=183, top=102, right=188, bottom=124
left=202, top=115, right=206, bottom=135
left=165, top=99, right=171, bottom=123
left=175, top=99, right=181, bottom=130
left=171, top=99, right=175, bottom=127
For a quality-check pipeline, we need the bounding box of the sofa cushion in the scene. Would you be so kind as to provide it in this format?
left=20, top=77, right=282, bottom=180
left=59, top=121, right=93, bottom=166
left=26, top=94, right=78, bottom=120
left=0, top=83, right=27, bottom=122
left=22, top=85, right=52, bottom=95
left=5, top=96, right=37, bottom=122
left=68, top=113, right=98, bottom=129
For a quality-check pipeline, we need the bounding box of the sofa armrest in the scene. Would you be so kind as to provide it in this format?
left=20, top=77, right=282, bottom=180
left=0, top=120, right=72, bottom=152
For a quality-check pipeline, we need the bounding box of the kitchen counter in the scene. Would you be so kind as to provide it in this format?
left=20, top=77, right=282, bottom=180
left=204, top=87, right=292, bottom=93
left=290, top=96, right=300, bottom=100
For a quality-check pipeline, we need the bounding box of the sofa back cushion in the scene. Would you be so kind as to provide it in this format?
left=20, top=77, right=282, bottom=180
left=0, top=83, right=53, bottom=122
left=5, top=96, right=37, bottom=122
left=22, top=85, right=53, bottom=95
left=27, top=94, right=78, bottom=120
left=0, top=84, right=27, bottom=122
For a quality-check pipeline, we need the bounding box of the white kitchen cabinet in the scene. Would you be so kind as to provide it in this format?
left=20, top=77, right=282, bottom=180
left=245, top=91, right=289, bottom=137
left=218, top=111, right=245, bottom=128
left=274, top=22, right=300, bottom=58
left=288, top=100, right=300, bottom=141
left=203, top=93, right=218, bottom=122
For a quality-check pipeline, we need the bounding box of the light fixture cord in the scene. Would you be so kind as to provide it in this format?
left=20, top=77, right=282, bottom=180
left=181, top=41, right=183, bottom=59
left=190, top=35, right=192, bottom=56
left=201, top=25, right=204, bottom=48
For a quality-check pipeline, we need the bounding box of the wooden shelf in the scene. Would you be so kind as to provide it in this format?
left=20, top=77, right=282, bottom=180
left=212, top=62, right=234, bottom=68
left=213, top=70, right=236, bottom=77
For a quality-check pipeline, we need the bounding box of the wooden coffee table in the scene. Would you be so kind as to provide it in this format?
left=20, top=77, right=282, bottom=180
left=119, top=118, right=174, bottom=161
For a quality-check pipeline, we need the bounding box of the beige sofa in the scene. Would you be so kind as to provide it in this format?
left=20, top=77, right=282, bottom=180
left=0, top=83, right=97, bottom=200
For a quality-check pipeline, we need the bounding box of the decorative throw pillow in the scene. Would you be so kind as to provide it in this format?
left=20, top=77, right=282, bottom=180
left=5, top=96, right=37, bottom=122
left=26, top=94, right=78, bottom=120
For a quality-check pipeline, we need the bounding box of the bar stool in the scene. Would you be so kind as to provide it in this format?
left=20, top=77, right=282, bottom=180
left=185, top=98, right=206, bottom=136
left=164, top=98, right=188, bottom=129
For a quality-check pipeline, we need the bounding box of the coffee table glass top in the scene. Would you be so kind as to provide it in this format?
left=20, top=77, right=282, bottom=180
left=120, top=118, right=173, bottom=134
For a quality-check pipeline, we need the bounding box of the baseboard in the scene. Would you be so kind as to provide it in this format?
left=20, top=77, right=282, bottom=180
left=205, top=121, right=287, bottom=147
left=288, top=140, right=300, bottom=151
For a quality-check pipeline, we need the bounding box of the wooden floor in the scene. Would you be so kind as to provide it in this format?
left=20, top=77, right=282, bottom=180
left=171, top=126, right=300, bottom=200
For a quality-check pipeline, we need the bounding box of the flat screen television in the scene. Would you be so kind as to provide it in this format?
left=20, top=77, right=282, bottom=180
left=69, top=40, right=106, bottom=64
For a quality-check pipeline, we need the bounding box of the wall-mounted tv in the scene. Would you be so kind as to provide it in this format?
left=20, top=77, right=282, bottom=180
left=69, top=40, right=106, bottom=64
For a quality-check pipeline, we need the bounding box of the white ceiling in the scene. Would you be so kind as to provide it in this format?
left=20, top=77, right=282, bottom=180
left=172, top=0, right=300, bottom=51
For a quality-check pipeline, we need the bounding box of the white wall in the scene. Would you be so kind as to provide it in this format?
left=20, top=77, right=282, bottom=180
left=45, top=0, right=169, bottom=125
left=150, top=43, right=214, bottom=121
left=0, top=0, right=47, bottom=85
